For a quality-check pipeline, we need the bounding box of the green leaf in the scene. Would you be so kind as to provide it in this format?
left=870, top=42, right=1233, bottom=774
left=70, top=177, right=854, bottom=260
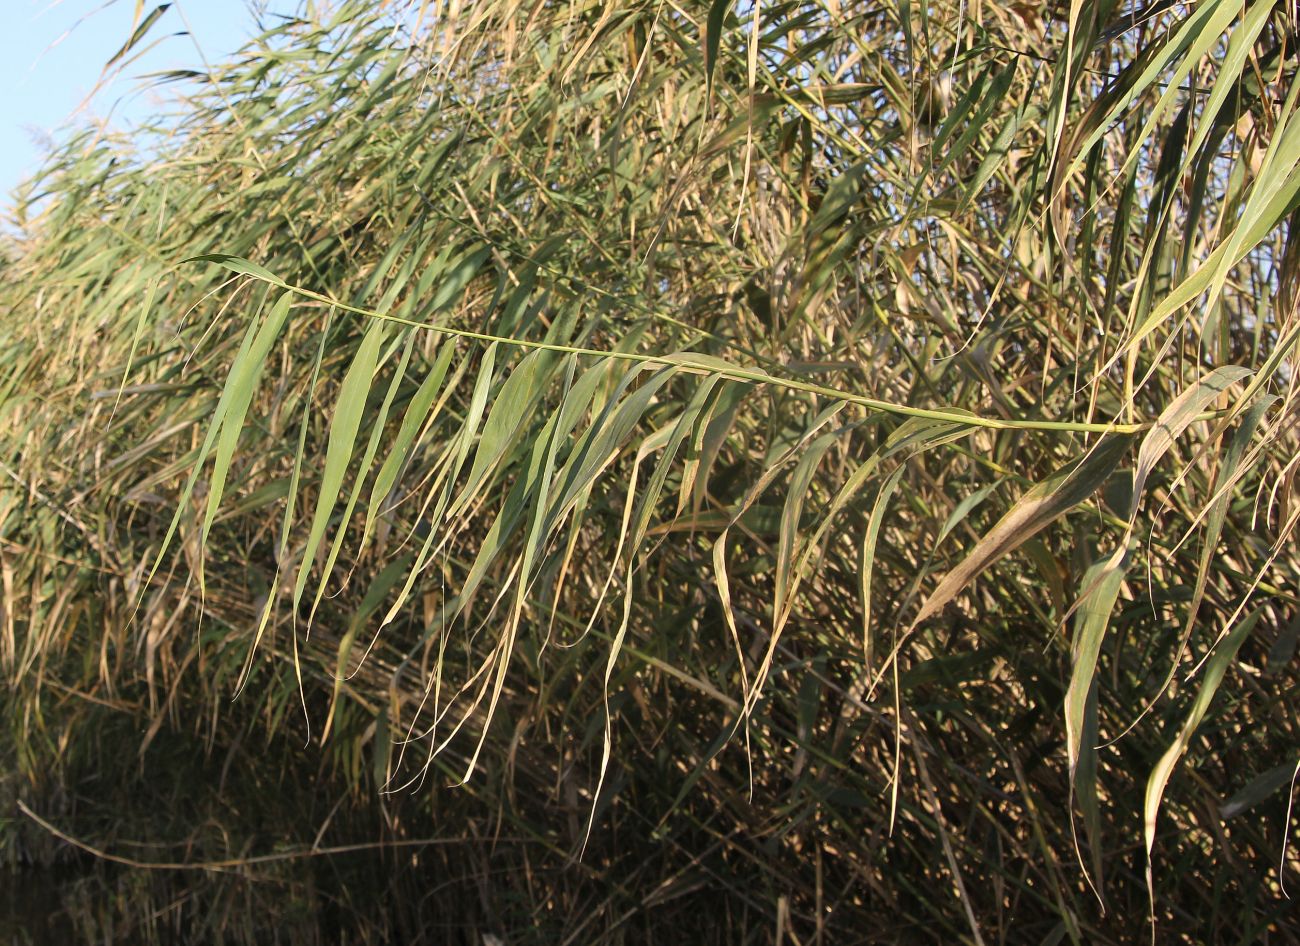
left=1064, top=553, right=1128, bottom=897
left=774, top=428, right=840, bottom=630
left=1184, top=395, right=1272, bottom=637
left=1144, top=609, right=1261, bottom=903
left=321, top=553, right=413, bottom=743
left=704, top=0, right=730, bottom=101
left=106, top=3, right=171, bottom=69
left=448, top=348, right=561, bottom=522
left=202, top=292, right=295, bottom=550
left=141, top=290, right=293, bottom=601
left=362, top=340, right=458, bottom=549
left=295, top=318, right=388, bottom=616
left=311, top=333, right=418, bottom=620
left=912, top=434, right=1133, bottom=626
left=1127, top=367, right=1252, bottom=525
left=1219, top=759, right=1300, bottom=820
left=185, top=254, right=288, bottom=287
left=860, top=464, right=906, bottom=667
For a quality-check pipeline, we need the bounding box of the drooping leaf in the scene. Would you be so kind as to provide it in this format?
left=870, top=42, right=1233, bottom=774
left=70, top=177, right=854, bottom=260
left=296, top=318, right=388, bottom=617
left=913, top=434, right=1133, bottom=626
left=704, top=0, right=731, bottom=101
left=1144, top=609, right=1261, bottom=904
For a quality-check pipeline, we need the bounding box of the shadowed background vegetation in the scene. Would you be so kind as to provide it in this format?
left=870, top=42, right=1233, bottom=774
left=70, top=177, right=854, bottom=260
left=1, top=0, right=1298, bottom=942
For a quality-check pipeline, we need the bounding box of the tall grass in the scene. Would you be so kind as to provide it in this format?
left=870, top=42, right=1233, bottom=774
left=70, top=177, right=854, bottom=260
left=1, top=0, right=1298, bottom=941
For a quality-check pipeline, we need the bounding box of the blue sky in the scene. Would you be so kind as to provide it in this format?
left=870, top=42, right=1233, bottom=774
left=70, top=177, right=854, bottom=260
left=1, top=1, right=268, bottom=204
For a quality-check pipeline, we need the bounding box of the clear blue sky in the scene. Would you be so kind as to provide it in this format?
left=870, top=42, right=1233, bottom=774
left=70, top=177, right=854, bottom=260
left=1, top=1, right=271, bottom=205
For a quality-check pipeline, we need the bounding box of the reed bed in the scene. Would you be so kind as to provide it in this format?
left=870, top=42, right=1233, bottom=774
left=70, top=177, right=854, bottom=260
left=1, top=0, right=1298, bottom=941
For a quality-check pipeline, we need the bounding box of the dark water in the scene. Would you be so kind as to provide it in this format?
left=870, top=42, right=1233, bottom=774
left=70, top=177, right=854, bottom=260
left=0, top=867, right=75, bottom=946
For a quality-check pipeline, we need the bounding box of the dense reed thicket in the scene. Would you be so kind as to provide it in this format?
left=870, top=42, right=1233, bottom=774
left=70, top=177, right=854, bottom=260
left=2, top=0, right=1298, bottom=941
